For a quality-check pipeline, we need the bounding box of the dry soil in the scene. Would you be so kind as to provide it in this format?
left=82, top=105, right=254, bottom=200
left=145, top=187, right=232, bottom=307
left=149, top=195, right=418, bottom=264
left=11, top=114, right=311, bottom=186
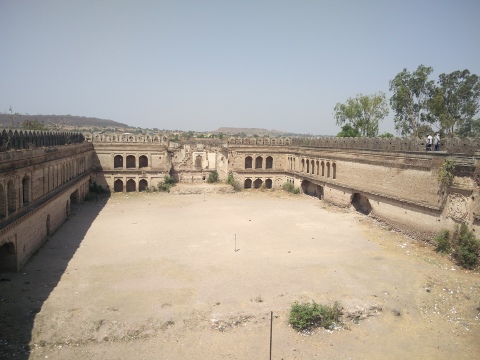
left=1, top=185, right=479, bottom=359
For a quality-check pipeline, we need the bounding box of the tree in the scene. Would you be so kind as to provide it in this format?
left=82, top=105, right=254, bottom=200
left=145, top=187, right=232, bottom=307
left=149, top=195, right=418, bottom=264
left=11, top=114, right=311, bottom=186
left=389, top=65, right=434, bottom=138
left=427, top=70, right=480, bottom=137
left=21, top=119, right=48, bottom=131
left=336, top=123, right=360, bottom=137
left=457, top=118, right=480, bottom=137
left=333, top=92, right=389, bottom=137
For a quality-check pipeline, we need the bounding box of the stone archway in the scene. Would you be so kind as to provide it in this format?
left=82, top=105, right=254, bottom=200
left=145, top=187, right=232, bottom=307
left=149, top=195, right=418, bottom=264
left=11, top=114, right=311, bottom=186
left=253, top=178, right=263, bottom=189
left=265, top=179, right=273, bottom=189
left=114, top=179, right=124, bottom=192
left=139, top=179, right=148, bottom=192
left=244, top=179, right=252, bottom=189
left=351, top=193, right=372, bottom=215
left=126, top=179, right=136, bottom=192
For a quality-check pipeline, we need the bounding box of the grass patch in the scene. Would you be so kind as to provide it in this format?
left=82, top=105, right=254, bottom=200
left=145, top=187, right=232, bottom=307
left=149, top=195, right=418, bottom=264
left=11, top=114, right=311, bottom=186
left=289, top=301, right=342, bottom=332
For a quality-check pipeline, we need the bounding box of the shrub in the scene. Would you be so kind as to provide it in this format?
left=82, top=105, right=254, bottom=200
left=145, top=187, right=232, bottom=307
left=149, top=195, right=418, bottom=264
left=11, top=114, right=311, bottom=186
left=158, top=175, right=175, bottom=192
left=452, top=223, right=480, bottom=269
left=226, top=172, right=242, bottom=191
left=282, top=182, right=300, bottom=194
left=207, top=170, right=219, bottom=183
left=89, top=182, right=106, bottom=194
left=289, top=301, right=342, bottom=332
left=435, top=230, right=451, bottom=253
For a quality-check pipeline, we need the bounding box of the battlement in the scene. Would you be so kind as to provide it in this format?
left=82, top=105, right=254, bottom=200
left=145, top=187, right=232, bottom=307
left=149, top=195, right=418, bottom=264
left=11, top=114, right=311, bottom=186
left=0, top=129, right=85, bottom=152
left=228, top=136, right=480, bottom=155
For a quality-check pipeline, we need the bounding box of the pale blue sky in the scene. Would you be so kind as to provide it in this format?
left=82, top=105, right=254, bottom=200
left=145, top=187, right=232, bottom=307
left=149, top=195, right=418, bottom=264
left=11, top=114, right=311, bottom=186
left=1, top=0, right=479, bottom=135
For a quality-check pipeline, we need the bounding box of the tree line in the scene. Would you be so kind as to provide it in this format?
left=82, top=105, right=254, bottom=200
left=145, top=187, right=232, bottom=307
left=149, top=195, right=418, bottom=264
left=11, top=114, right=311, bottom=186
left=334, top=65, right=480, bottom=138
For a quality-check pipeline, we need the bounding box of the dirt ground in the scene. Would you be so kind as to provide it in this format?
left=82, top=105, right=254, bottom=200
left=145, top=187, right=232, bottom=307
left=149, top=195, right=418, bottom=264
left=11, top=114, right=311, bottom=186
left=1, top=185, right=479, bottom=359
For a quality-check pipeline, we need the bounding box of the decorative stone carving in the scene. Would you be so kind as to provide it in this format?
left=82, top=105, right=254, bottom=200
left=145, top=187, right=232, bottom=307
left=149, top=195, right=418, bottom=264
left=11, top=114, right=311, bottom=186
left=447, top=194, right=469, bottom=221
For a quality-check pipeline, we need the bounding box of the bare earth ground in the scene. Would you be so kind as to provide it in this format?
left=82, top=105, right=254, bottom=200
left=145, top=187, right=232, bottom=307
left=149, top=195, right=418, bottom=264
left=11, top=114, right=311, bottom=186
left=1, top=185, right=479, bottom=359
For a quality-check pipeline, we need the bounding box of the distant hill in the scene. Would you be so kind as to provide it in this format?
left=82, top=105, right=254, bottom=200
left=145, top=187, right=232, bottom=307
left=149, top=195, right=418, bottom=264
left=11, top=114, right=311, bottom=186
left=213, top=127, right=298, bottom=137
left=213, top=127, right=314, bottom=137
left=0, top=114, right=130, bottom=129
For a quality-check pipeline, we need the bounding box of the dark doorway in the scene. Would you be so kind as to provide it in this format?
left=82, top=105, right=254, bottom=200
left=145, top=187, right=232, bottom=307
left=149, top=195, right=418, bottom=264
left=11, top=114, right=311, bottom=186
left=114, top=179, right=124, bottom=192
left=126, top=179, right=136, bottom=192
left=139, top=179, right=148, bottom=191
left=351, top=193, right=372, bottom=215
left=244, top=179, right=252, bottom=189
left=0, top=242, right=17, bottom=271
left=265, top=179, right=272, bottom=189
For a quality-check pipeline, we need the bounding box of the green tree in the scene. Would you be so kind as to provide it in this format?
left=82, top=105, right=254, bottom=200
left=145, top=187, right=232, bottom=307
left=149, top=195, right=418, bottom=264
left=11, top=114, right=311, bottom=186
left=378, top=132, right=394, bottom=138
left=21, top=119, right=48, bottom=131
left=333, top=92, right=389, bottom=137
left=336, top=123, right=360, bottom=137
left=389, top=65, right=434, bottom=138
left=427, top=70, right=480, bottom=137
left=457, top=118, right=480, bottom=137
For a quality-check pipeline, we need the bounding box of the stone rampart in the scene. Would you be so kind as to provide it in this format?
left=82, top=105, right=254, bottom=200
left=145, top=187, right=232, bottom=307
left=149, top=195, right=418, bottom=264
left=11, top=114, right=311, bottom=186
left=0, top=129, right=85, bottom=152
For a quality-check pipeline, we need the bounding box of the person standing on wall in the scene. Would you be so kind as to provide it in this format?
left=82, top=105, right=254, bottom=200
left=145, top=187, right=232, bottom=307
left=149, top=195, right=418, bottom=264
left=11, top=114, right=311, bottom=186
left=434, top=134, right=440, bottom=151
left=426, top=134, right=433, bottom=151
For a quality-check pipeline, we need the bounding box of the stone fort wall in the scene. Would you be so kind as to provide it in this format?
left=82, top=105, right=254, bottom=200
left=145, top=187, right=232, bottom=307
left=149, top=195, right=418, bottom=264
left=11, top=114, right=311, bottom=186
left=0, top=136, right=92, bottom=271
left=1, top=131, right=479, bottom=270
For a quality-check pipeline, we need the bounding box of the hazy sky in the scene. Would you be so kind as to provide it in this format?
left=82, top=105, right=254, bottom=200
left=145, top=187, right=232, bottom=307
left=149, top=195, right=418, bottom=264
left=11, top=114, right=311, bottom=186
left=1, top=0, right=479, bottom=135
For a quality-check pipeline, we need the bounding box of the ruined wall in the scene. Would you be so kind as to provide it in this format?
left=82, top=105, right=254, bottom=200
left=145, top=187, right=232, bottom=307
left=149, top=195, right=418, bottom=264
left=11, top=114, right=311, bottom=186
left=91, top=142, right=170, bottom=191
left=229, top=144, right=480, bottom=240
left=0, top=142, right=93, bottom=270
left=170, top=141, right=229, bottom=183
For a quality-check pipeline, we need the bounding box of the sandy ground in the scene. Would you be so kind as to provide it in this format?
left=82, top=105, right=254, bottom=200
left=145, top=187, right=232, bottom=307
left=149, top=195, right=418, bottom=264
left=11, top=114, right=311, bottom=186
left=1, top=185, right=479, bottom=359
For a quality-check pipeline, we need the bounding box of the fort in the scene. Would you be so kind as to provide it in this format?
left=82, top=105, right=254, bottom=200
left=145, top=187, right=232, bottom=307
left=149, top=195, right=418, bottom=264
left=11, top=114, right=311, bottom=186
left=1, top=129, right=479, bottom=271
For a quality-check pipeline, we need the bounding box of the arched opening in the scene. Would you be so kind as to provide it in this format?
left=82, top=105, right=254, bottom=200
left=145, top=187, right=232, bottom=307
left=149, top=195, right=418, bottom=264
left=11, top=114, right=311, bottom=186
left=70, top=189, right=79, bottom=204
left=306, top=160, right=310, bottom=173
left=195, top=155, right=203, bottom=168
left=266, top=156, right=273, bottom=169
left=321, top=161, right=325, bottom=176
left=327, top=162, right=331, bottom=178
left=126, top=155, right=136, bottom=168
left=316, top=161, right=320, bottom=175
left=114, top=155, right=123, bottom=168
left=255, top=156, right=263, bottom=169
left=311, top=160, right=315, bottom=175
left=245, top=156, right=253, bottom=169
left=0, top=242, right=17, bottom=271
left=139, top=179, right=148, bottom=191
left=46, top=214, right=51, bottom=236
left=351, top=193, right=372, bottom=215
left=265, top=178, right=272, bottom=189
left=22, top=175, right=30, bottom=205
left=0, top=185, right=6, bottom=219
left=301, top=159, right=305, bottom=172
left=114, top=179, right=124, bottom=192
left=253, top=178, right=263, bottom=189
left=244, top=178, right=252, bottom=189
left=126, top=179, right=136, bottom=192
left=332, top=163, right=337, bottom=179
left=139, top=155, right=148, bottom=168
left=7, top=180, right=15, bottom=215
left=301, top=180, right=318, bottom=197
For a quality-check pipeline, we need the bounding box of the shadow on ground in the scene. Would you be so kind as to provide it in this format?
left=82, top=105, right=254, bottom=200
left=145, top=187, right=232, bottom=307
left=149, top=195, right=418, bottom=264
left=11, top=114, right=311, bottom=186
left=0, top=193, right=110, bottom=359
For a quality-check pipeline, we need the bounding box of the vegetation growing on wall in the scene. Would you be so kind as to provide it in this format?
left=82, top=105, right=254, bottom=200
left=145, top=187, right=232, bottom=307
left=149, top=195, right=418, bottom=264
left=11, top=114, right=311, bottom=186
left=438, top=159, right=456, bottom=187
left=226, top=172, right=242, bottom=191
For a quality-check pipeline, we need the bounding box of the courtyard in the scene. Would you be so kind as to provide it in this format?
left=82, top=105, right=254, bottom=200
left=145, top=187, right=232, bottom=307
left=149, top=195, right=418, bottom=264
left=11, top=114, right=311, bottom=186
left=1, top=187, right=479, bottom=359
